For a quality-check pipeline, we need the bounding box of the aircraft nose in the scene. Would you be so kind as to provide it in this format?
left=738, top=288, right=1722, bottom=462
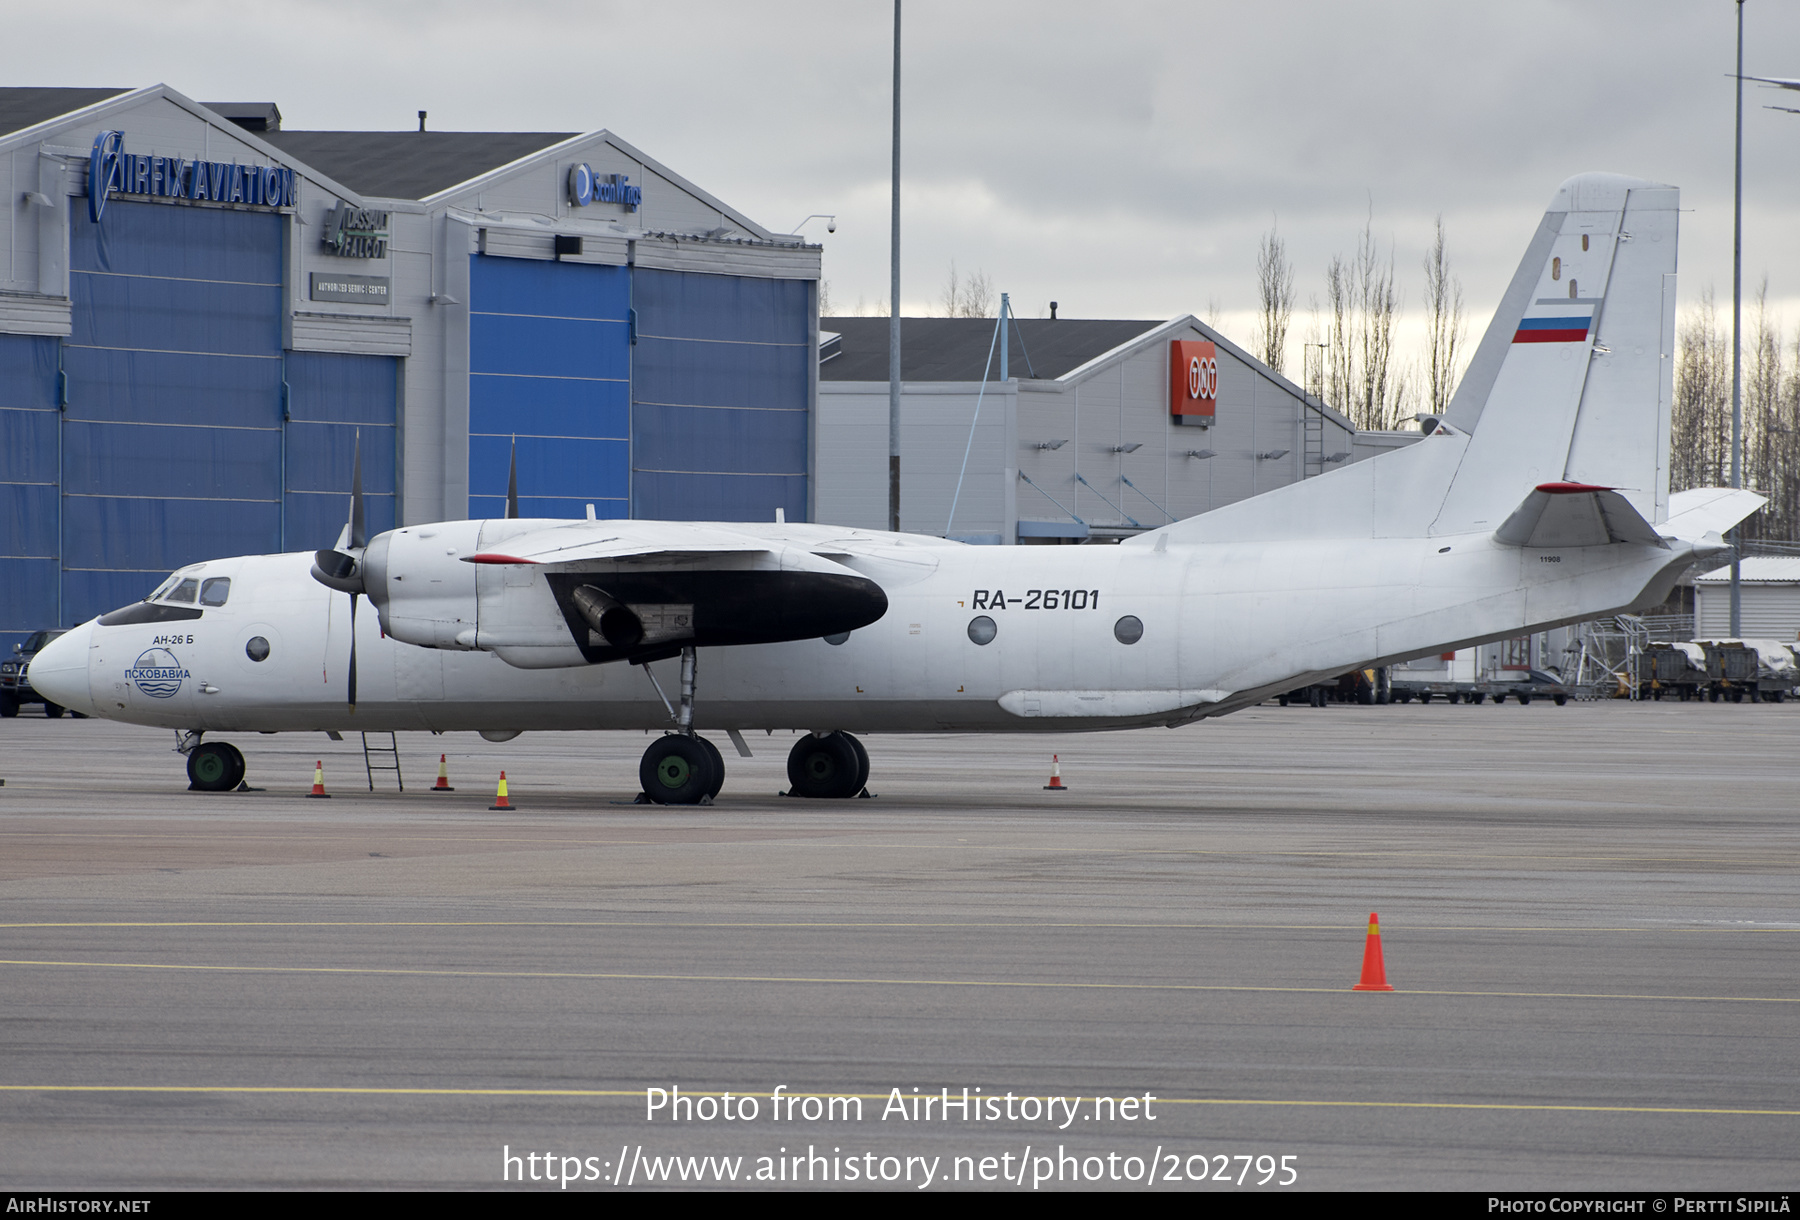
left=29, top=621, right=95, bottom=717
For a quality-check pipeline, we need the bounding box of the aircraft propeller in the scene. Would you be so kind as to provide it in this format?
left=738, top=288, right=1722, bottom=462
left=309, top=435, right=367, bottom=712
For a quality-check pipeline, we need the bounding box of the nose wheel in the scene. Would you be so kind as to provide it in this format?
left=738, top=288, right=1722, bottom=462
left=187, top=741, right=246, bottom=792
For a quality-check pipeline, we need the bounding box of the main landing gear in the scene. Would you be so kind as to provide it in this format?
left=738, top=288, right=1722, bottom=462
left=635, top=647, right=871, bottom=804
left=786, top=731, right=869, bottom=799
left=637, top=647, right=734, bottom=806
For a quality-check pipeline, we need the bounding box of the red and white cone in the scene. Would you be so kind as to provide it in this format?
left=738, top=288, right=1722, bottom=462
left=306, top=760, right=331, bottom=799
left=489, top=771, right=514, bottom=811
left=431, top=753, right=455, bottom=793
left=1352, top=911, right=1395, bottom=992
left=1043, top=754, right=1068, bottom=791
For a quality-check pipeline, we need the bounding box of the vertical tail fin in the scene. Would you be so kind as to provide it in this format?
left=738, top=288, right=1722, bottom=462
left=1434, top=172, right=1678, bottom=534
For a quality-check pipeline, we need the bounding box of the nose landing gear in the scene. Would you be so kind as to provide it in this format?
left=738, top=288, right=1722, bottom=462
left=186, top=739, right=246, bottom=792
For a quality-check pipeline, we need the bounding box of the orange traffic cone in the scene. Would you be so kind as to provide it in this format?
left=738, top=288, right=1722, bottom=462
left=1352, top=911, right=1394, bottom=991
left=489, top=771, right=513, bottom=811
left=1043, top=754, right=1068, bottom=791
left=431, top=754, right=455, bottom=793
left=306, top=760, right=331, bottom=799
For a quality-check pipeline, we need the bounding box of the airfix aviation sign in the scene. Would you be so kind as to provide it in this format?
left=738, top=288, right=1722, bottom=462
left=1170, top=340, right=1218, bottom=422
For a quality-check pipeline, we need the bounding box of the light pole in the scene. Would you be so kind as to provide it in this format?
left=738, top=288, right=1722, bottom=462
left=889, top=0, right=903, bottom=534
left=1731, top=0, right=1745, bottom=636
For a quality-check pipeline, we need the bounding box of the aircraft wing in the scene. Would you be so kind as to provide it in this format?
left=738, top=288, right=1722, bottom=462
left=1492, top=482, right=1666, bottom=548
left=464, top=521, right=773, bottom=567
left=1743, top=74, right=1800, bottom=91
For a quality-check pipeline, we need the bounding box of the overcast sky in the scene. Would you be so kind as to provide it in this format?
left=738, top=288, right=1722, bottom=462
left=12, top=0, right=1800, bottom=366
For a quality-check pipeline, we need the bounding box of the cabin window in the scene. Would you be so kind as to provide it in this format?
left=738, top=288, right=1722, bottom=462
left=967, top=616, right=997, bottom=646
left=1114, top=615, right=1144, bottom=645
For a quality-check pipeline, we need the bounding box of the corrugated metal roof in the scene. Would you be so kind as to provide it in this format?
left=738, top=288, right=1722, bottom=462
left=1693, top=556, right=1800, bottom=584
left=0, top=87, right=131, bottom=137
left=262, top=130, right=579, bottom=200
left=819, top=316, right=1164, bottom=382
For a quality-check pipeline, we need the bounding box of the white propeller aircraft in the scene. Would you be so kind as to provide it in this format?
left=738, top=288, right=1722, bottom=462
left=29, top=172, right=1762, bottom=803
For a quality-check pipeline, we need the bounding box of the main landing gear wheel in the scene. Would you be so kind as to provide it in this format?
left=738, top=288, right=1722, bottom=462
left=787, top=732, right=865, bottom=799
left=640, top=734, right=718, bottom=805
left=696, top=734, right=726, bottom=800
left=187, top=741, right=245, bottom=792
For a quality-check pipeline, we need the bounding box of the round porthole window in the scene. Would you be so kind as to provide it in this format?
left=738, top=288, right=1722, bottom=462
left=245, top=636, right=271, bottom=662
left=823, top=632, right=851, bottom=646
left=1113, top=615, right=1143, bottom=645
left=967, top=616, right=997, bottom=645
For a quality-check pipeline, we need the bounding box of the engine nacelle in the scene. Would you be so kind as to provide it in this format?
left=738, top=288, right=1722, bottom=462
left=360, top=518, right=889, bottom=670
left=360, top=521, right=484, bottom=649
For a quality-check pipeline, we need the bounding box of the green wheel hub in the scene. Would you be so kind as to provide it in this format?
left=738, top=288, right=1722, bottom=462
left=192, top=751, right=227, bottom=785
left=656, top=756, right=693, bottom=789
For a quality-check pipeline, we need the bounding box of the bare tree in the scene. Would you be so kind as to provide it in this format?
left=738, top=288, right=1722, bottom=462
left=940, top=260, right=996, bottom=317
left=940, top=261, right=962, bottom=318
left=1323, top=214, right=1403, bottom=430
left=962, top=268, right=995, bottom=318
left=1743, top=279, right=1797, bottom=541
left=818, top=279, right=834, bottom=317
left=1421, top=215, right=1466, bottom=416
left=1254, top=223, right=1295, bottom=375
left=1671, top=288, right=1731, bottom=494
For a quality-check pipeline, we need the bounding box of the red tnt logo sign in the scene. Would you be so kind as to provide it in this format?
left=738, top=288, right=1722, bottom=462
left=1170, top=340, right=1217, bottom=419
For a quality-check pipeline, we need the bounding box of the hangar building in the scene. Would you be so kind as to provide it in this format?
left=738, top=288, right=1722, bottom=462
left=816, top=314, right=1410, bottom=543
left=0, top=85, right=819, bottom=653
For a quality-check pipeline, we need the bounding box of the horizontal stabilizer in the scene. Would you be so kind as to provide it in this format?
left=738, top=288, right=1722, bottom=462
left=1493, top=483, right=1665, bottom=548
left=1663, top=487, right=1767, bottom=541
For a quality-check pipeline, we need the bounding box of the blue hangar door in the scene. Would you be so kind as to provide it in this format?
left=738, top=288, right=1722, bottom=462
left=466, top=254, right=810, bottom=522
left=0, top=199, right=398, bottom=644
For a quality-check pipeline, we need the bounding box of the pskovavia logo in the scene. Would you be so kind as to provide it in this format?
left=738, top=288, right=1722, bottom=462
left=128, top=648, right=188, bottom=699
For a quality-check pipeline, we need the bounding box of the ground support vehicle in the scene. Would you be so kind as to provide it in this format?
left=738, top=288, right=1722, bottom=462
left=1634, top=642, right=1708, bottom=701
left=1700, top=641, right=1761, bottom=703
left=1, top=630, right=71, bottom=717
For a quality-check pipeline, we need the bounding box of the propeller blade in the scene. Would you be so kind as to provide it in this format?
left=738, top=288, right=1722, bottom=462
left=347, top=593, right=358, bottom=713
left=349, top=430, right=367, bottom=549
left=506, top=436, right=519, bottom=519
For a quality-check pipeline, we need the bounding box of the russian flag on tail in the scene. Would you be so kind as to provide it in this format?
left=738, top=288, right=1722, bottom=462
left=1513, top=301, right=1596, bottom=344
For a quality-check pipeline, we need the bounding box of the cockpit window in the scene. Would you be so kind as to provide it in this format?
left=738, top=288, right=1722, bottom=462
left=166, top=579, right=199, bottom=604
left=200, top=577, right=231, bottom=607
left=146, top=574, right=180, bottom=601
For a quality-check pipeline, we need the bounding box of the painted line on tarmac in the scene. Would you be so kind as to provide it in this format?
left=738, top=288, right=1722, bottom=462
left=1, top=920, right=1796, bottom=933
left=0, top=1084, right=1794, bottom=1117
left=0, top=956, right=1795, bottom=1005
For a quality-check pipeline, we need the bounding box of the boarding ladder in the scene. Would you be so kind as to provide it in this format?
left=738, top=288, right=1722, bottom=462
left=362, top=731, right=403, bottom=791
